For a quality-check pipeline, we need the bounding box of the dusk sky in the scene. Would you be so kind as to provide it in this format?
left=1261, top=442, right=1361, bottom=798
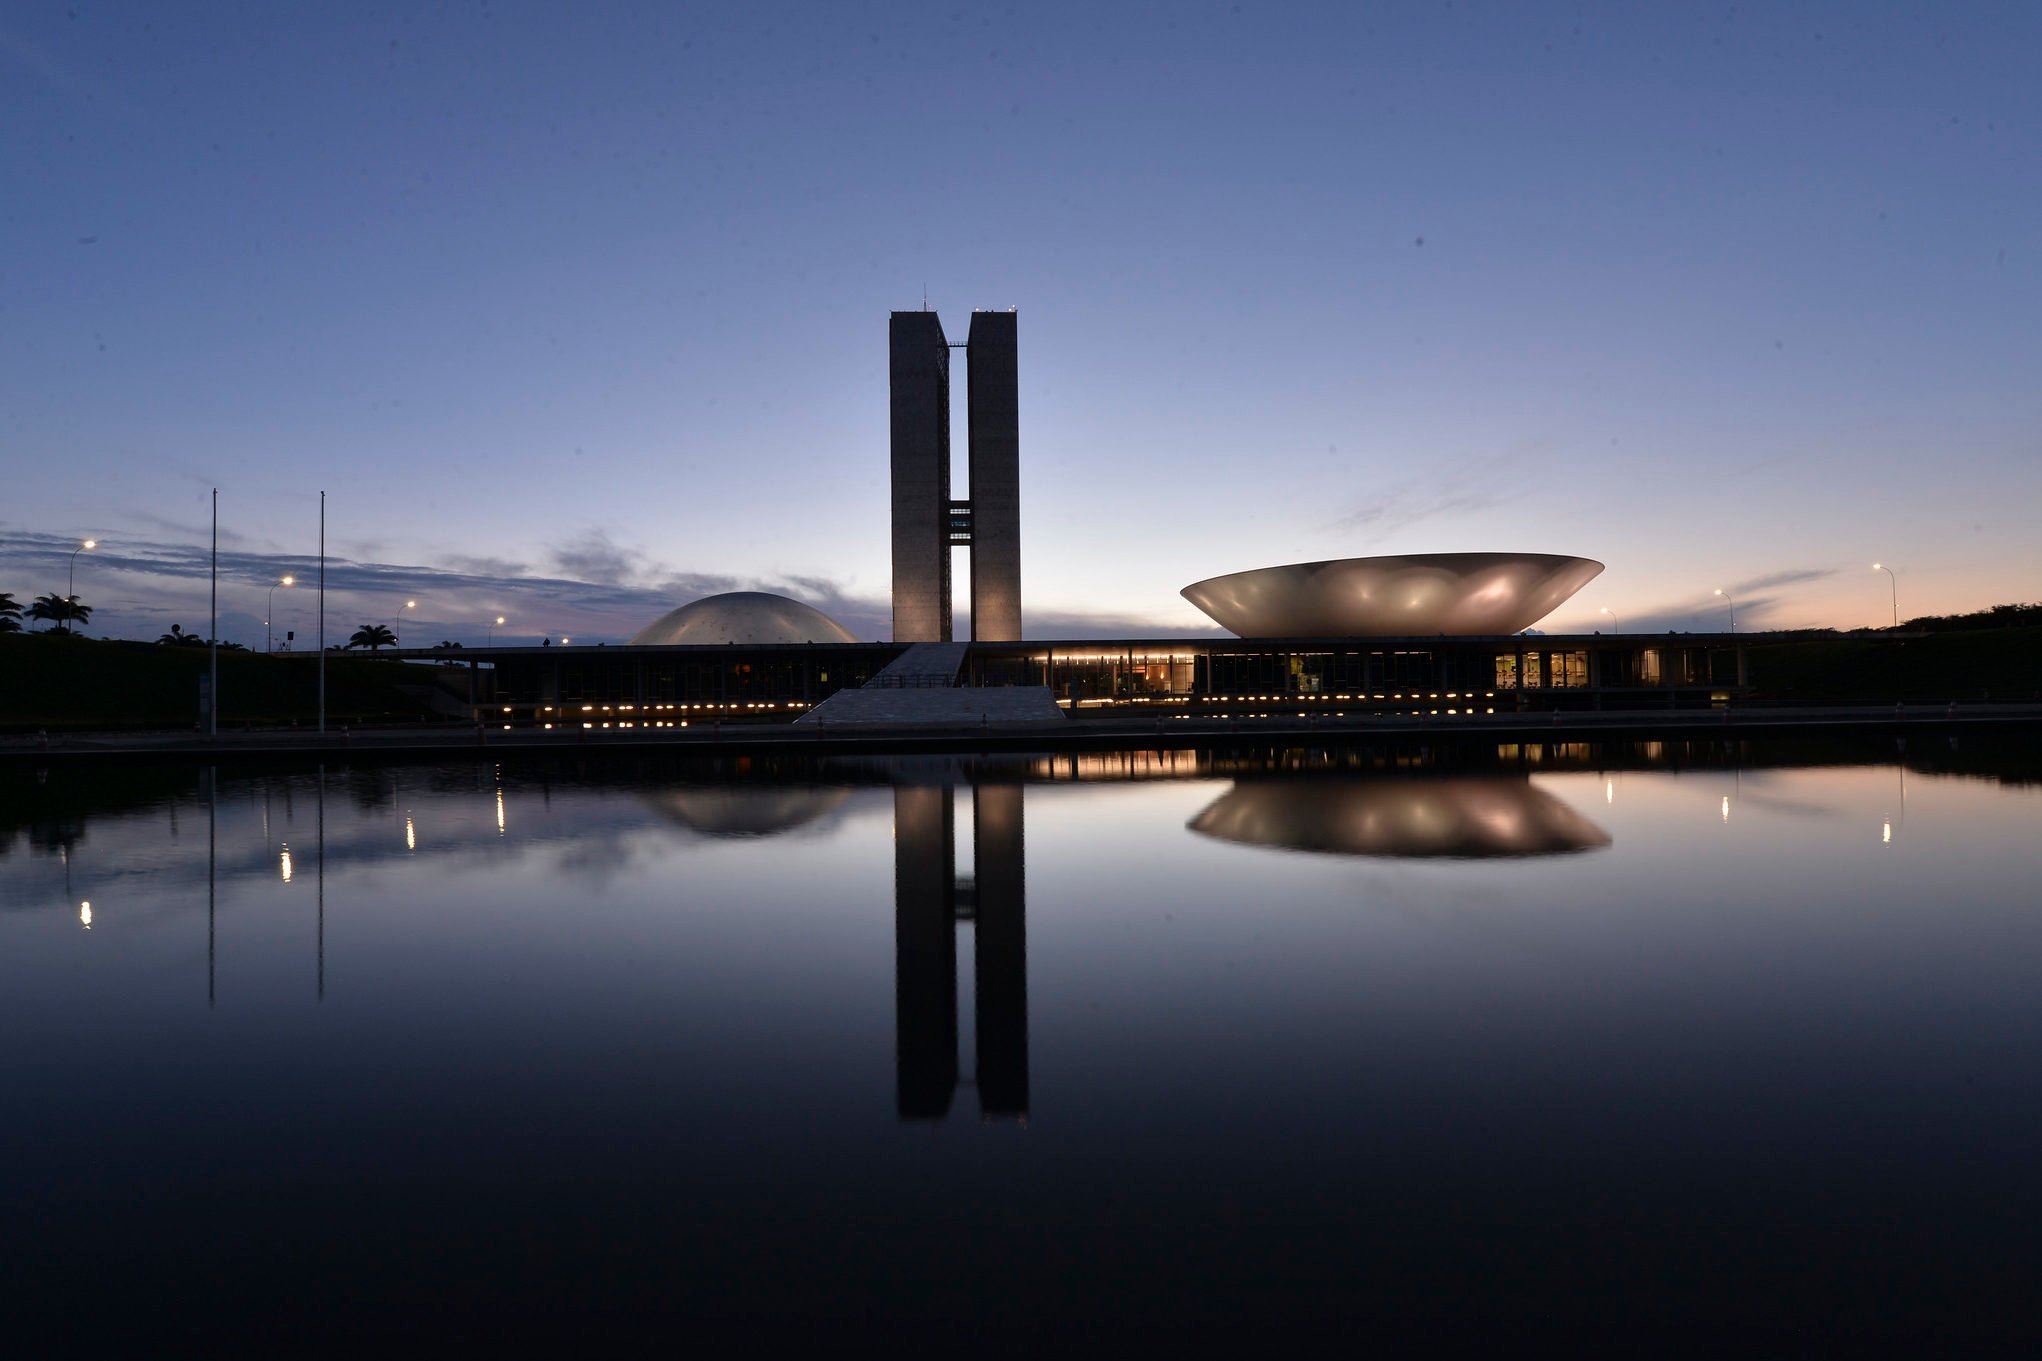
left=5, top=1, right=2037, bottom=647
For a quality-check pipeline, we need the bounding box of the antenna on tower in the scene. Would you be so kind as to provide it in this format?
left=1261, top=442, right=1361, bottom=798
left=922, top=283, right=928, bottom=311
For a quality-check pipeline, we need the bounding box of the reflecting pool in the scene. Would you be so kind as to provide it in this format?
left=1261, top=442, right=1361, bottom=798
left=4, top=736, right=2041, bottom=1343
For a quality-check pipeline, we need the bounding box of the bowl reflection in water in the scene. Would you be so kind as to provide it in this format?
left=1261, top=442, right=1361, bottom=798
left=1189, top=777, right=1612, bottom=858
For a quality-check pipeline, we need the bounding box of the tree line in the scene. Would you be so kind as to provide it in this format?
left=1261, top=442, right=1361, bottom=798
left=0, top=591, right=92, bottom=634
left=2, top=592, right=425, bottom=651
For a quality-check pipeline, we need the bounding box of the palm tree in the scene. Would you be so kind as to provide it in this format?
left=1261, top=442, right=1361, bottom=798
left=27, top=593, right=91, bottom=633
left=0, top=591, right=21, bottom=633
left=349, top=623, right=397, bottom=651
left=159, top=624, right=207, bottom=647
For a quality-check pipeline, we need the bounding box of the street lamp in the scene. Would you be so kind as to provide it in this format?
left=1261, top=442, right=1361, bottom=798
left=393, top=598, right=417, bottom=646
left=488, top=615, right=506, bottom=646
left=1714, top=588, right=1736, bottom=634
left=66, top=538, right=96, bottom=631
left=1872, top=563, right=1898, bottom=629
left=1599, top=606, right=1619, bottom=634
left=267, top=575, right=295, bottom=654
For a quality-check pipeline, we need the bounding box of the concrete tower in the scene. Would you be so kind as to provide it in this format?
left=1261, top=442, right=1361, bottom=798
left=889, top=311, right=952, bottom=642
left=966, top=311, right=1021, bottom=641
left=888, top=309, right=1021, bottom=643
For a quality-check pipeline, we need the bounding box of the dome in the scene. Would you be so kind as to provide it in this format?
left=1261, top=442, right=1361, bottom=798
left=1181, top=553, right=1603, bottom=637
left=628, top=592, right=859, bottom=646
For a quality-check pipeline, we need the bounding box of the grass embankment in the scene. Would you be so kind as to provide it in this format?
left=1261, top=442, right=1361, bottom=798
left=0, top=633, right=440, bottom=731
left=1747, top=625, right=2042, bottom=703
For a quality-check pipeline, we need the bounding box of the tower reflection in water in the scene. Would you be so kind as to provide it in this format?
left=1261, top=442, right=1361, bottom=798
left=894, top=782, right=1029, bottom=1124
left=644, top=776, right=1031, bottom=1124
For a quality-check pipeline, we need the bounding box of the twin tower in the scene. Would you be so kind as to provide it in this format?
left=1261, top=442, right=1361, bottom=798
left=889, top=309, right=1019, bottom=642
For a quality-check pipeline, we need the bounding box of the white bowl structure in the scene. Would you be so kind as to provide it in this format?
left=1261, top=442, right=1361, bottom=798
left=1181, top=552, right=1603, bottom=637
left=628, top=591, right=859, bottom=646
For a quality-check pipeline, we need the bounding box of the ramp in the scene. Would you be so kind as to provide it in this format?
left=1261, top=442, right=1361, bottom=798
left=795, top=641, right=1063, bottom=727
left=867, top=641, right=970, bottom=688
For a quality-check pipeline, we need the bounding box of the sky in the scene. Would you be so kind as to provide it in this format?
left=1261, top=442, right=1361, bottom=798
left=3, top=1, right=2038, bottom=647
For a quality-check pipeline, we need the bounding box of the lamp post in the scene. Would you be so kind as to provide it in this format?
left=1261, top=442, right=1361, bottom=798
left=1714, top=588, right=1736, bottom=634
left=1870, top=563, right=1903, bottom=632
left=1599, top=606, right=1619, bottom=634
left=66, top=538, right=96, bottom=631
left=267, top=575, right=295, bottom=654
left=488, top=615, right=505, bottom=647
left=393, top=598, right=416, bottom=646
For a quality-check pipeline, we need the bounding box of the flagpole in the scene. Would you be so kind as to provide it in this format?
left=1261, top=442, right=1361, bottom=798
left=209, top=488, right=219, bottom=738
left=318, top=490, right=327, bottom=733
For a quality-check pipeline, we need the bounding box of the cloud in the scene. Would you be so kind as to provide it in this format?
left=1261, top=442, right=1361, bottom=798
left=548, top=528, right=642, bottom=586
left=1324, top=448, right=1537, bottom=546
left=440, top=554, right=530, bottom=578
left=1329, top=487, right=1509, bottom=540
left=1731, top=566, right=1836, bottom=593
left=128, top=510, right=268, bottom=552
left=0, top=528, right=894, bottom=646
left=0, top=527, right=1225, bottom=648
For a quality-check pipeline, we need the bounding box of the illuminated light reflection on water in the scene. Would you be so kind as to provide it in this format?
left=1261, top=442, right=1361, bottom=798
left=3, top=737, right=2041, bottom=1344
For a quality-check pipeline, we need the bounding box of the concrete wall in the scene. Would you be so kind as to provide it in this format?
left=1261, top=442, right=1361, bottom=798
left=966, top=311, right=1021, bottom=641
left=890, top=312, right=951, bottom=642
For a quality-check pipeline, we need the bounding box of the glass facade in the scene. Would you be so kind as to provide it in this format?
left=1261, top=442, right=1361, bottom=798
left=1494, top=650, right=1589, bottom=689
left=473, top=635, right=1749, bottom=726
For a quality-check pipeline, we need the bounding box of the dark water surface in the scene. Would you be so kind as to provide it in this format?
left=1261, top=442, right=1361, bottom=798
left=5, top=737, right=2041, bottom=1343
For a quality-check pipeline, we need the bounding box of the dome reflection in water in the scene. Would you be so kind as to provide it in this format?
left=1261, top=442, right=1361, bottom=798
left=1189, top=776, right=1612, bottom=858
left=642, top=787, right=851, bottom=838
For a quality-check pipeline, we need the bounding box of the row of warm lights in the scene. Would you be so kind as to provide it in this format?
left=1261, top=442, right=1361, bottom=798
left=537, top=702, right=812, bottom=713
left=552, top=721, right=692, bottom=730
left=1125, top=708, right=1501, bottom=718
left=1057, top=691, right=1498, bottom=704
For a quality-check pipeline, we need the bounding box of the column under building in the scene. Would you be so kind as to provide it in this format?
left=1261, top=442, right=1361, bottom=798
left=888, top=308, right=1020, bottom=643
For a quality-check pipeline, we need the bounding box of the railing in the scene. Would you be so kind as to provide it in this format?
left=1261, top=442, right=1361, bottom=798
left=866, top=674, right=958, bottom=690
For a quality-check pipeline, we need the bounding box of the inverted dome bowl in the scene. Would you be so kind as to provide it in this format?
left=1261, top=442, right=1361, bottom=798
left=1181, top=552, right=1603, bottom=637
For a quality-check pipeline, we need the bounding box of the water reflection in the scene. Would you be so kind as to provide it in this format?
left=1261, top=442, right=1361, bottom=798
left=644, top=787, right=851, bottom=838
left=895, top=782, right=1029, bottom=1122
left=1188, top=776, right=1613, bottom=858
left=6, top=738, right=2042, bottom=1340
